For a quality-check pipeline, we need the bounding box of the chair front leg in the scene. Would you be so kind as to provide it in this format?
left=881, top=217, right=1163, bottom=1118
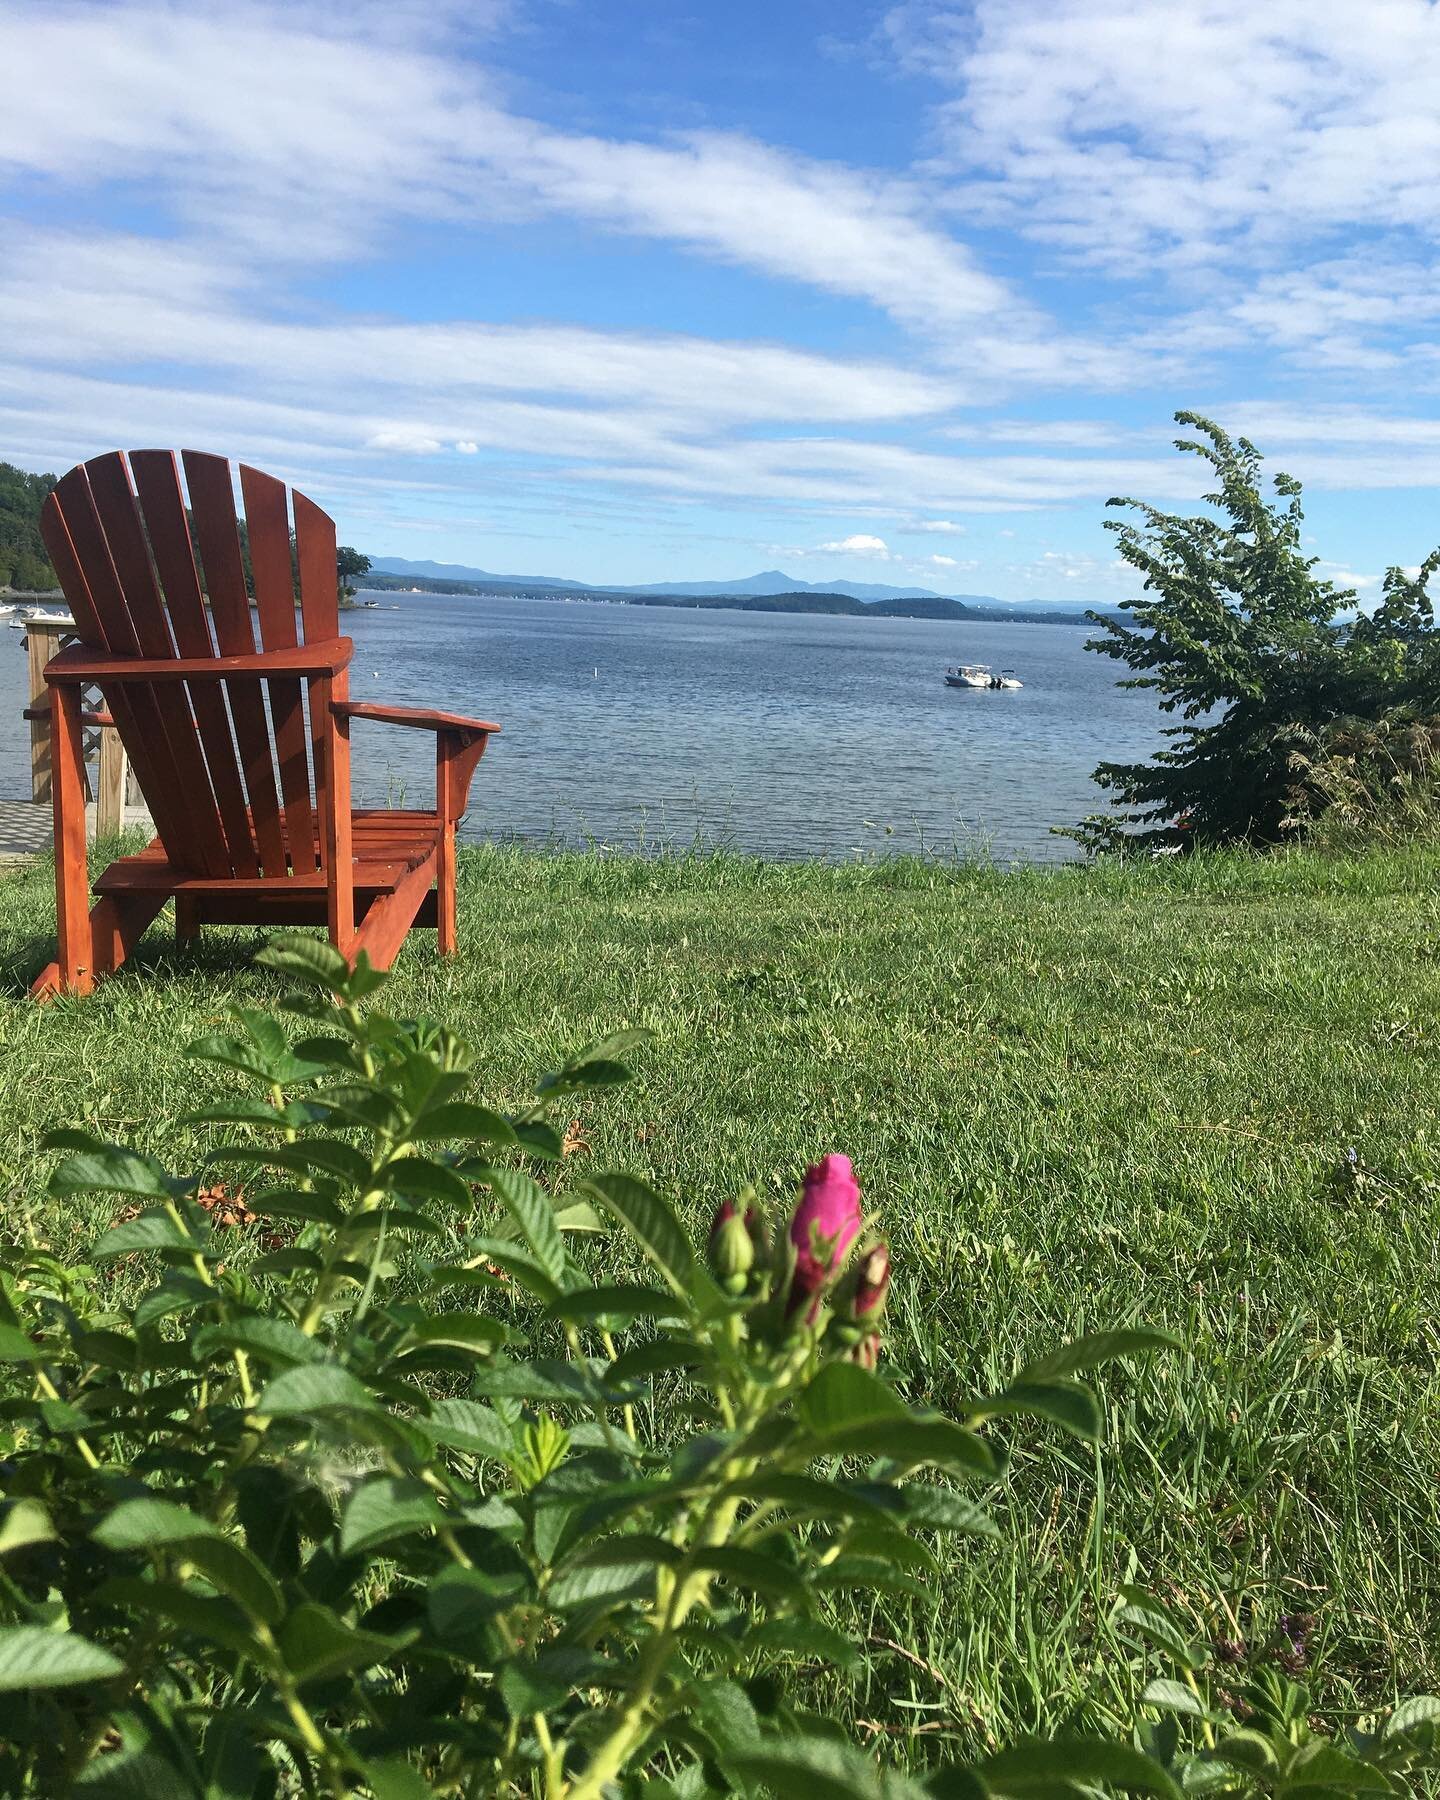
left=315, top=675, right=354, bottom=955
left=435, top=728, right=491, bottom=958
left=50, top=681, right=94, bottom=995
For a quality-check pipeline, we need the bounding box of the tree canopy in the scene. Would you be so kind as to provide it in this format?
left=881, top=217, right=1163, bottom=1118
left=1075, top=413, right=1440, bottom=850
left=0, top=461, right=59, bottom=590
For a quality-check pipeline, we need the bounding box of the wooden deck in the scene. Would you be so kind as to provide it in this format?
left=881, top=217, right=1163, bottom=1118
left=0, top=798, right=153, bottom=872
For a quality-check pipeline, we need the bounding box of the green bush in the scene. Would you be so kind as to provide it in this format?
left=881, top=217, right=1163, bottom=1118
left=1073, top=415, right=1440, bottom=852
left=1, top=939, right=1435, bottom=1798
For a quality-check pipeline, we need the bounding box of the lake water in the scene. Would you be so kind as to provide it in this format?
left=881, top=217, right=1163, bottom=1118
left=0, top=593, right=1163, bottom=863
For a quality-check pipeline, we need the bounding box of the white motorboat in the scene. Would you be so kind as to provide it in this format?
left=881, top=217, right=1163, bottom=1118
left=944, top=663, right=1023, bottom=690
left=10, top=606, right=75, bottom=631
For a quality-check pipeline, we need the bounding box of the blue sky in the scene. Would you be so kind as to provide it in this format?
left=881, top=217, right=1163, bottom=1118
left=2, top=0, right=1439, bottom=600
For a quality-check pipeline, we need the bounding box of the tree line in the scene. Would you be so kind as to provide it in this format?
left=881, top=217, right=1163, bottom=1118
left=0, top=460, right=369, bottom=604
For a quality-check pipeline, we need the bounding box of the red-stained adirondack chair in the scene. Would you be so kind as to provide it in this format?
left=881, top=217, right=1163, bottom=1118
left=30, top=449, right=500, bottom=999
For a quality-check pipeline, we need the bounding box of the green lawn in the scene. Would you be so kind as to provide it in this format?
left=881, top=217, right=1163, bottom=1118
left=3, top=841, right=1439, bottom=1752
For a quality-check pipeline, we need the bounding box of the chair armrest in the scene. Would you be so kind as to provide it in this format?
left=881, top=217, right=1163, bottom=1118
left=331, top=700, right=500, bottom=735
left=24, top=697, right=115, bottom=727
left=44, top=638, right=354, bottom=684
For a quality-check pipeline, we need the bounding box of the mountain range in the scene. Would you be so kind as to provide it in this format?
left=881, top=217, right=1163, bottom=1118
left=371, top=556, right=968, bottom=605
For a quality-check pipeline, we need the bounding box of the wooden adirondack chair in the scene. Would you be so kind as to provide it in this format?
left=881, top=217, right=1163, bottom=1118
left=31, top=449, right=499, bottom=999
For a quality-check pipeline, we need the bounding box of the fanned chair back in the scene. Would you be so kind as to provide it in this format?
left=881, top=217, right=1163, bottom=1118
left=39, top=450, right=341, bottom=882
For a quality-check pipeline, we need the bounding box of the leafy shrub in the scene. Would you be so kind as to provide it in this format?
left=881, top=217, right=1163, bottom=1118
left=1281, top=713, right=1440, bottom=850
left=1072, top=415, right=1440, bottom=853
left=0, top=937, right=1434, bottom=1798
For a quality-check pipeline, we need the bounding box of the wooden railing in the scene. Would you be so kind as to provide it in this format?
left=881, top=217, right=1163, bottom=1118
left=24, top=621, right=132, bottom=836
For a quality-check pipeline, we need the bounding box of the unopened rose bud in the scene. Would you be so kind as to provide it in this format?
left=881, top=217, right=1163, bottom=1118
left=848, top=1242, right=891, bottom=1326
left=708, top=1199, right=754, bottom=1292
left=847, top=1330, right=881, bottom=1371
left=785, top=1153, right=863, bottom=1323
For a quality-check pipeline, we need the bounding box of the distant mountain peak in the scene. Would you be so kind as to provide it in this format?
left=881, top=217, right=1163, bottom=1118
left=369, top=556, right=947, bottom=604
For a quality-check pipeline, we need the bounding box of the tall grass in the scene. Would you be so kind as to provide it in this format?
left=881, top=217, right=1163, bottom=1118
left=2, top=839, right=1438, bottom=1752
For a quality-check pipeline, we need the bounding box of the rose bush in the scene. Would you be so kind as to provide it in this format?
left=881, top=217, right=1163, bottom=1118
left=0, top=935, right=1434, bottom=1798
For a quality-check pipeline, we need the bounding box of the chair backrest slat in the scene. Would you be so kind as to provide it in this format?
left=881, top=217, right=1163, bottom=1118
left=240, top=464, right=316, bottom=870
left=294, top=489, right=341, bottom=871
left=45, top=469, right=198, bottom=869
left=39, top=450, right=347, bottom=885
left=128, top=450, right=260, bottom=876
left=295, top=492, right=339, bottom=642
left=84, top=455, right=232, bottom=878
left=181, top=451, right=288, bottom=878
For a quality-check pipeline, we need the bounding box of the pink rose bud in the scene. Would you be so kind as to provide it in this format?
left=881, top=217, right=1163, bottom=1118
left=785, top=1153, right=863, bottom=1321
left=847, top=1330, right=881, bottom=1370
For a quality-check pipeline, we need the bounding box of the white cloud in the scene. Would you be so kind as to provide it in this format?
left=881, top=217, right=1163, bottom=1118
left=1003, top=548, right=1134, bottom=594
left=897, top=0, right=1440, bottom=272
left=454, top=440, right=479, bottom=454
left=927, top=554, right=958, bottom=566
left=0, top=1, right=1039, bottom=346
left=913, top=518, right=967, bottom=534
left=818, top=534, right=891, bottom=556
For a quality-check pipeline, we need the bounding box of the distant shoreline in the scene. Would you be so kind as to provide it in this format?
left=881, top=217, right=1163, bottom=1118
left=358, top=577, right=1112, bottom=627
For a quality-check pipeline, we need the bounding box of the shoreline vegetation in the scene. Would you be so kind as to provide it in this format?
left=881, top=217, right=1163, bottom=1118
left=3, top=835, right=1438, bottom=1753
left=360, top=570, right=1109, bottom=624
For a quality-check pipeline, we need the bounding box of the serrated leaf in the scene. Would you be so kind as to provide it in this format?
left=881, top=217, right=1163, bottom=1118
left=91, top=1209, right=201, bottom=1262
left=94, top=1497, right=220, bottom=1552
left=889, top=1484, right=998, bottom=1536
left=552, top=1200, right=604, bottom=1233
left=0, top=1322, right=45, bottom=1362
left=486, top=1168, right=566, bottom=1284
left=133, top=1274, right=213, bottom=1329
left=1017, top=1329, right=1177, bottom=1383
left=192, top=1316, right=322, bottom=1368
left=1386, top=1696, right=1440, bottom=1739
left=255, top=934, right=352, bottom=989
left=404, top=1313, right=520, bottom=1355
left=255, top=1363, right=379, bottom=1420
left=367, top=1760, right=441, bottom=1800
left=53, top=1149, right=175, bottom=1202
left=278, top=1602, right=396, bottom=1685
left=692, top=1546, right=807, bottom=1604
left=972, top=1736, right=1184, bottom=1799
left=415, top=1398, right=515, bottom=1458
left=499, top=1647, right=613, bottom=1715
left=177, top=1095, right=290, bottom=1129
left=470, top=1358, right=637, bottom=1408
left=548, top=1284, right=686, bottom=1325
left=186, top=1034, right=329, bottom=1084
left=410, top=1102, right=517, bottom=1146
left=799, top=1363, right=907, bottom=1433
left=1141, top=1678, right=1207, bottom=1717
left=0, top=1497, right=56, bottom=1555
left=184, top=1537, right=284, bottom=1625
left=97, top=1575, right=260, bottom=1664
left=340, top=1477, right=447, bottom=1556
left=729, top=1734, right=925, bottom=1800
left=458, top=1237, right=563, bottom=1305
left=547, top=1559, right=653, bottom=1612
left=1210, top=1730, right=1281, bottom=1775
left=0, top=1625, right=124, bottom=1691
left=748, top=1617, right=862, bottom=1672
left=381, top=1156, right=473, bottom=1208
left=969, top=1379, right=1102, bottom=1442
left=582, top=1173, right=698, bottom=1298
left=209, top=1138, right=373, bottom=1186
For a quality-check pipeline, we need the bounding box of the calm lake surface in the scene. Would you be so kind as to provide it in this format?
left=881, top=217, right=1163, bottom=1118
left=1, top=593, right=1163, bottom=863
